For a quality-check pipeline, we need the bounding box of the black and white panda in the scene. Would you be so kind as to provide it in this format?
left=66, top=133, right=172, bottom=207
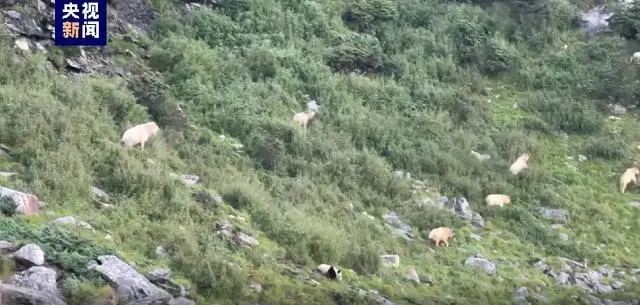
left=316, top=263, right=342, bottom=281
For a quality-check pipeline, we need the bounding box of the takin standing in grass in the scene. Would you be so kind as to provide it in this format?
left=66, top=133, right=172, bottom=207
left=292, top=109, right=316, bottom=132
left=121, top=121, right=160, bottom=150
left=630, top=52, right=640, bottom=65
left=619, top=167, right=640, bottom=193
left=485, top=194, right=511, bottom=207
left=428, top=226, right=454, bottom=248
left=509, top=153, right=529, bottom=175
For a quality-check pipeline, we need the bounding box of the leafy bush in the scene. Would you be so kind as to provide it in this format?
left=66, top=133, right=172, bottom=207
left=326, top=32, right=384, bottom=74
left=609, top=2, right=640, bottom=40
left=342, top=0, right=398, bottom=32
left=2, top=0, right=640, bottom=302
left=583, top=137, right=628, bottom=161
left=520, top=91, right=603, bottom=134
left=0, top=218, right=113, bottom=280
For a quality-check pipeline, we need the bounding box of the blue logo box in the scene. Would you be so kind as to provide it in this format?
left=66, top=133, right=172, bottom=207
left=54, top=0, right=107, bottom=46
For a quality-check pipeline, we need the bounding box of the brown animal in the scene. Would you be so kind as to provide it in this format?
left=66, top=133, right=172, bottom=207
left=292, top=109, right=316, bottom=132
left=509, top=153, right=529, bottom=175
left=485, top=194, right=511, bottom=207
left=428, top=226, right=454, bottom=247
left=619, top=167, right=640, bottom=193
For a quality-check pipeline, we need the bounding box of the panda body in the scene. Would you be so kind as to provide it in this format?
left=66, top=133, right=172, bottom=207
left=316, top=263, right=342, bottom=281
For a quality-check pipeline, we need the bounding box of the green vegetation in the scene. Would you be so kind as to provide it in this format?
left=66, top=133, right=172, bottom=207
left=1, top=0, right=640, bottom=303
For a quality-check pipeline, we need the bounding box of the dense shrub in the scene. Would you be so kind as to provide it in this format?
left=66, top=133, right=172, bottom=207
left=520, top=91, right=603, bottom=134
left=326, top=32, right=384, bottom=74
left=609, top=2, right=640, bottom=40
left=1, top=0, right=640, bottom=302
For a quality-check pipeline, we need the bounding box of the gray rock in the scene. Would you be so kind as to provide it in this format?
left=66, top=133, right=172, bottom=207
left=0, top=240, right=16, bottom=252
left=180, top=175, right=199, bottom=185
left=611, top=281, right=624, bottom=290
left=89, top=255, right=171, bottom=302
left=0, top=171, right=16, bottom=178
left=559, top=233, right=569, bottom=241
left=169, top=297, right=196, bottom=305
left=556, top=272, right=570, bottom=285
left=573, top=273, right=593, bottom=292
left=513, top=287, right=529, bottom=304
left=0, top=283, right=67, bottom=305
left=90, top=186, right=110, bottom=203
left=393, top=170, right=406, bottom=178
left=52, top=216, right=76, bottom=225
left=607, top=103, right=627, bottom=116
left=444, top=197, right=473, bottom=220
left=77, top=221, right=94, bottom=230
left=9, top=266, right=59, bottom=296
left=155, top=246, right=168, bottom=260
left=4, top=10, right=21, bottom=19
left=532, top=293, right=551, bottom=304
left=390, top=228, right=413, bottom=241
left=465, top=257, right=496, bottom=275
left=14, top=38, right=29, bottom=51
left=382, top=212, right=412, bottom=232
left=380, top=255, right=400, bottom=268
left=594, top=283, right=613, bottom=293
left=539, top=208, right=567, bottom=223
left=469, top=233, right=482, bottom=241
left=14, top=244, right=45, bottom=266
left=471, top=213, right=485, bottom=228
left=234, top=232, right=259, bottom=247
left=1, top=10, right=48, bottom=38
left=0, top=186, right=41, bottom=215
left=559, top=131, right=569, bottom=140
left=603, top=300, right=632, bottom=305
left=588, top=271, right=602, bottom=283
left=534, top=261, right=551, bottom=273
left=169, top=173, right=199, bottom=185
left=513, top=286, right=528, bottom=297
left=147, top=268, right=171, bottom=282
left=366, top=289, right=397, bottom=305
left=580, top=5, right=614, bottom=37
left=383, top=212, right=413, bottom=240
left=248, top=282, right=263, bottom=293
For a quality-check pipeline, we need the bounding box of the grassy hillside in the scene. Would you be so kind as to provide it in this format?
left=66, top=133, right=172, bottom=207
left=1, top=0, right=640, bottom=303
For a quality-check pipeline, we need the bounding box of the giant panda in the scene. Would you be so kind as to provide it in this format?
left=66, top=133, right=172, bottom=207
left=316, top=263, right=342, bottom=281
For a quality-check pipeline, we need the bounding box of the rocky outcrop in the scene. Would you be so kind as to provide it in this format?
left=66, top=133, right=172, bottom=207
left=215, top=219, right=260, bottom=247
left=394, top=170, right=486, bottom=229
left=0, top=240, right=196, bottom=305
left=0, top=283, right=67, bottom=305
left=535, top=259, right=627, bottom=294
left=0, top=186, right=42, bottom=216
left=90, top=255, right=172, bottom=303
